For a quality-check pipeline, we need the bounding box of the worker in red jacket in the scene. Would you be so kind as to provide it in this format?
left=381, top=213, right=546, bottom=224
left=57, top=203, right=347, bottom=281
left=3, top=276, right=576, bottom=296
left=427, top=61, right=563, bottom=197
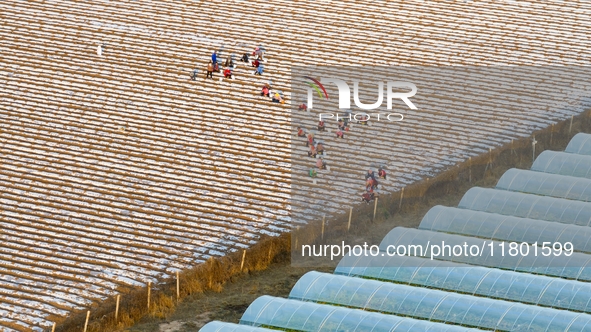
left=306, top=133, right=314, bottom=147
left=261, top=84, right=270, bottom=97
left=296, top=127, right=306, bottom=137
left=318, top=120, right=325, bottom=131
left=224, top=67, right=232, bottom=78
left=378, top=166, right=387, bottom=180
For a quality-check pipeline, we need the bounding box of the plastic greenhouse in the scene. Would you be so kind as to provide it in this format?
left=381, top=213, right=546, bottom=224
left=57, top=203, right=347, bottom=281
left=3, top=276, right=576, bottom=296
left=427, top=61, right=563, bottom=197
left=289, top=271, right=591, bottom=331
left=379, top=227, right=591, bottom=281
left=458, top=187, right=591, bottom=226
left=200, top=322, right=276, bottom=332
left=496, top=169, right=591, bottom=202
left=565, top=133, right=591, bottom=155
left=532, top=151, right=591, bottom=178
left=239, top=295, right=478, bottom=331
left=335, top=254, right=591, bottom=313
left=419, top=206, right=591, bottom=254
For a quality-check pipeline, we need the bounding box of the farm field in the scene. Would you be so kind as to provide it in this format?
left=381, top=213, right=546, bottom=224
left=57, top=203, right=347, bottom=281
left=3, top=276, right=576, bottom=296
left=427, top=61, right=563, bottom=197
left=2, top=0, right=591, bottom=330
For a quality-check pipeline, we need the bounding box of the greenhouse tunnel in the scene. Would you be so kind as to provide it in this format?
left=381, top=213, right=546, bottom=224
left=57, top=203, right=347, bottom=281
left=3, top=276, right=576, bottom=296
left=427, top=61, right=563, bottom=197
left=419, top=206, right=591, bottom=254
left=289, top=271, right=591, bottom=331
left=458, top=187, right=591, bottom=226
left=335, top=254, right=591, bottom=313
left=531, top=150, right=591, bottom=179
left=379, top=227, right=591, bottom=281
left=565, top=133, right=591, bottom=155
left=239, top=295, right=480, bottom=331
left=199, top=321, right=277, bottom=332
left=496, top=169, right=591, bottom=202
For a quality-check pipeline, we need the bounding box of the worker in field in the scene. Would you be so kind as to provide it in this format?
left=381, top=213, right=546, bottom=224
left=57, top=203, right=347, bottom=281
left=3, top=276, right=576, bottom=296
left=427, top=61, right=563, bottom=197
left=316, top=142, right=325, bottom=155
left=255, top=64, right=264, bottom=76
left=378, top=166, right=387, bottom=180
left=366, top=177, right=378, bottom=191
left=306, top=133, right=314, bottom=147
left=336, top=127, right=344, bottom=139
left=212, top=51, right=217, bottom=65
left=272, top=91, right=283, bottom=103
left=206, top=61, right=214, bottom=79
left=318, top=120, right=325, bottom=131
left=190, top=68, right=198, bottom=80
left=343, top=117, right=351, bottom=130
left=316, top=157, right=326, bottom=170
left=309, top=168, right=317, bottom=178
left=253, top=46, right=265, bottom=61
left=362, top=189, right=375, bottom=204
left=223, top=67, right=232, bottom=79
left=224, top=55, right=234, bottom=68
left=261, top=84, right=270, bottom=97
left=358, top=113, right=369, bottom=125
left=296, top=127, right=306, bottom=137
left=272, top=91, right=279, bottom=102
left=308, top=144, right=317, bottom=158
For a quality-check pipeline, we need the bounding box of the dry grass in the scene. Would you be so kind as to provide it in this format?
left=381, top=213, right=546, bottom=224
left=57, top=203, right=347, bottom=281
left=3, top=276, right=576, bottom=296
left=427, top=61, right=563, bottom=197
left=54, top=233, right=292, bottom=332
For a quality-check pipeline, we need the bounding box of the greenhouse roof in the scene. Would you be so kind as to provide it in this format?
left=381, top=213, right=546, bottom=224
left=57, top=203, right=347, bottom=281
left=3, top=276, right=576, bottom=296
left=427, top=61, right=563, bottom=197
left=531, top=150, right=591, bottom=179
left=379, top=227, right=591, bottom=281
left=335, top=254, right=591, bottom=313
left=496, top=169, right=591, bottom=202
left=200, top=322, right=277, bottom=332
left=290, top=271, right=591, bottom=331
left=458, top=187, right=591, bottom=226
left=240, top=295, right=480, bottom=331
left=419, top=206, right=591, bottom=254
left=565, top=133, right=591, bottom=155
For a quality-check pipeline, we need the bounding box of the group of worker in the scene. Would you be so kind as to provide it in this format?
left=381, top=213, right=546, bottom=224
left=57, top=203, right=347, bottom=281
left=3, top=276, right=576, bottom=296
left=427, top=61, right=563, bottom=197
left=195, top=46, right=265, bottom=81
left=192, top=46, right=287, bottom=103
left=296, top=109, right=358, bottom=178
left=362, top=167, right=387, bottom=203
left=195, top=45, right=394, bottom=208
left=295, top=105, right=391, bottom=204
left=261, top=83, right=284, bottom=103
left=296, top=126, right=327, bottom=178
